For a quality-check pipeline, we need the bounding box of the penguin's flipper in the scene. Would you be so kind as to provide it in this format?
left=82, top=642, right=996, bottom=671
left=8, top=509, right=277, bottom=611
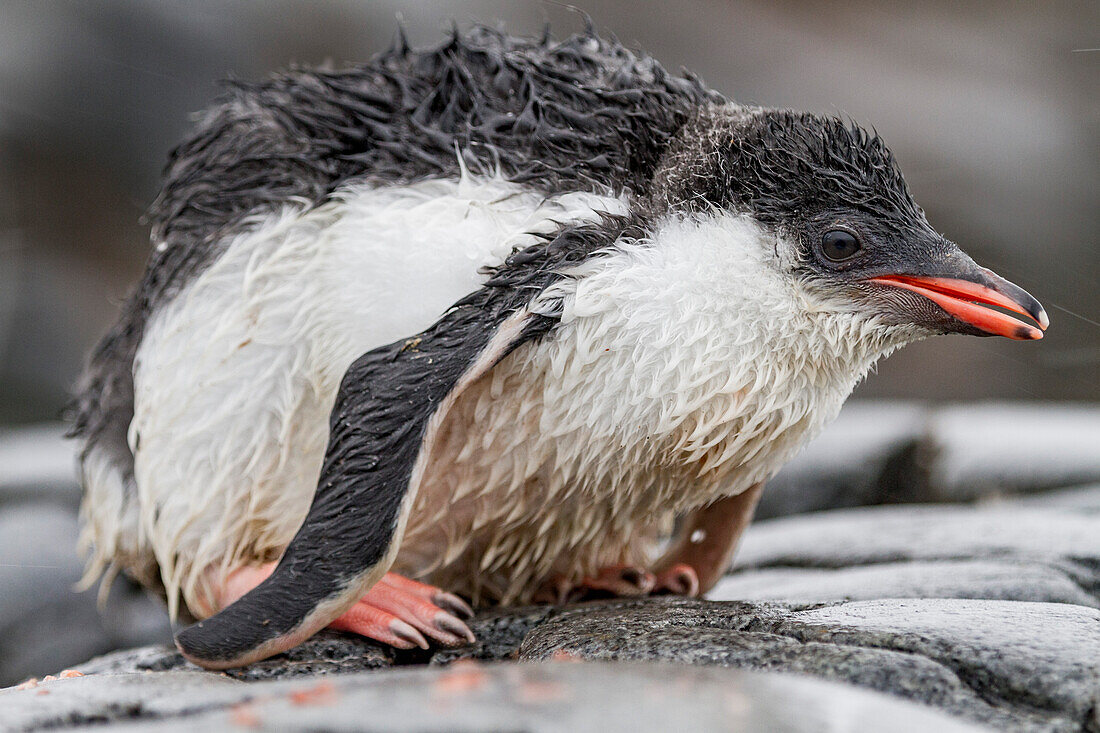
left=174, top=304, right=542, bottom=669
left=173, top=217, right=630, bottom=669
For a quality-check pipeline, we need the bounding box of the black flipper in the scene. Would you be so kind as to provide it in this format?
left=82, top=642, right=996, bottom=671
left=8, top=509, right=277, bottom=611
left=175, top=216, right=636, bottom=668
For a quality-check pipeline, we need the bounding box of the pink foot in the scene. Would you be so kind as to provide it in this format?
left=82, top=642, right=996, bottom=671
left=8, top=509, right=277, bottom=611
left=653, top=562, right=700, bottom=597
left=202, top=564, right=474, bottom=651
left=578, top=564, right=656, bottom=597
left=536, top=563, right=700, bottom=604
left=330, top=574, right=475, bottom=649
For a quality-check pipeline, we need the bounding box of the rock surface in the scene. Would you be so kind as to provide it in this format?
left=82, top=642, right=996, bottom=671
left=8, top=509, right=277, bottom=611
left=0, top=662, right=988, bottom=733
left=9, top=592, right=1098, bottom=732
left=518, top=598, right=1100, bottom=733
left=924, top=404, right=1100, bottom=501
left=3, top=407, right=1100, bottom=730
left=756, top=401, right=1100, bottom=518
left=714, top=501, right=1100, bottom=607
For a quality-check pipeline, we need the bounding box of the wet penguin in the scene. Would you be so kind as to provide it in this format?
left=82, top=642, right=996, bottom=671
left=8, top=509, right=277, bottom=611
left=71, top=27, right=1048, bottom=669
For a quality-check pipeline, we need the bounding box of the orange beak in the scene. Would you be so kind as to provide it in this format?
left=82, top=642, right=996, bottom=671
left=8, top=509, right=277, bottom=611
left=869, top=273, right=1049, bottom=340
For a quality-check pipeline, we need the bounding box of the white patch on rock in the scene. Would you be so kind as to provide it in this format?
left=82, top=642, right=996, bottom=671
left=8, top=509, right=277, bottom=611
left=927, top=402, right=1100, bottom=498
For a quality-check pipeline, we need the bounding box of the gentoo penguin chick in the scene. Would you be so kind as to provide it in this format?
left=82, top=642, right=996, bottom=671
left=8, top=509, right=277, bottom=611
left=71, top=27, right=1048, bottom=669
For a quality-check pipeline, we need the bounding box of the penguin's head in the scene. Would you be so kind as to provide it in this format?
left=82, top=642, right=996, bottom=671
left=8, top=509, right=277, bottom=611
left=653, top=106, right=1048, bottom=341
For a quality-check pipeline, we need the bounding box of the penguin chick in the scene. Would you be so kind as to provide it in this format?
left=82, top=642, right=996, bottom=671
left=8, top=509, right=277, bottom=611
left=70, top=26, right=1048, bottom=670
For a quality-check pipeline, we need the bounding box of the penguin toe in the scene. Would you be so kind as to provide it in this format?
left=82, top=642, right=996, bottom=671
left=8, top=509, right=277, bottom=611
left=652, top=563, right=701, bottom=597
left=329, top=599, right=430, bottom=649
left=344, top=573, right=476, bottom=648
left=431, top=590, right=475, bottom=620
left=571, top=564, right=658, bottom=600
left=537, top=563, right=702, bottom=604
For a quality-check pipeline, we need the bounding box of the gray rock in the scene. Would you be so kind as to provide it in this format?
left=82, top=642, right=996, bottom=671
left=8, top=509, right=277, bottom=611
left=1014, top=482, right=1100, bottom=513
left=0, top=661, right=988, bottom=733
left=758, top=402, right=1100, bottom=518
left=76, top=631, right=395, bottom=683
left=719, top=503, right=1100, bottom=618
left=924, top=403, right=1100, bottom=501
left=731, top=503, right=1100, bottom=574
left=758, top=401, right=928, bottom=518
left=518, top=597, right=1100, bottom=733
left=784, top=599, right=1100, bottom=728
left=712, top=559, right=1098, bottom=607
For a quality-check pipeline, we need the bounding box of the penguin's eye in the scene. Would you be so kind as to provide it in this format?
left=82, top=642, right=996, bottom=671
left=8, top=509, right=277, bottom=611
left=820, top=230, right=863, bottom=261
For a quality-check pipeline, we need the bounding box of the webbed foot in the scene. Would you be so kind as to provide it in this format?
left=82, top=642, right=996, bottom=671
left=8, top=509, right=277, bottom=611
left=536, top=562, right=700, bottom=604
left=201, top=564, right=475, bottom=651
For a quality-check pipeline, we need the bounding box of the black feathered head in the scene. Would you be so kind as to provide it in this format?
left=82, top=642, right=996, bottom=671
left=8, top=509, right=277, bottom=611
left=653, top=105, right=1047, bottom=340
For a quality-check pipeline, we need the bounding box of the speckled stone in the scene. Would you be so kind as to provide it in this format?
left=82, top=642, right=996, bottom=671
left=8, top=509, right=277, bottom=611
left=0, top=661, right=988, bottom=733
left=517, top=597, right=1100, bottom=733
left=76, top=631, right=394, bottom=682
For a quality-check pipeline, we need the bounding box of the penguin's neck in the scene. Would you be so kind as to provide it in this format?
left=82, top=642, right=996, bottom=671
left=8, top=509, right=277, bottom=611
left=529, top=212, right=906, bottom=497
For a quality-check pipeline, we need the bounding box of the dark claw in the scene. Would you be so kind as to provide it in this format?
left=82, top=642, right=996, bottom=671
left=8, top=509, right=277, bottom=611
left=433, top=591, right=475, bottom=620
left=433, top=613, right=476, bottom=645
left=390, top=618, right=429, bottom=650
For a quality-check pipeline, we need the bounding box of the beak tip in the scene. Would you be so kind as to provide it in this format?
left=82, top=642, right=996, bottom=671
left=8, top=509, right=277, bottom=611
left=870, top=274, right=1048, bottom=341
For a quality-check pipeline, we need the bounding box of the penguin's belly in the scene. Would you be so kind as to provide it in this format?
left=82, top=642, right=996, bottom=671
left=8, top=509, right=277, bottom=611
left=394, top=338, right=763, bottom=606
left=394, top=348, right=678, bottom=605
left=392, top=317, right=805, bottom=606
left=128, top=175, right=625, bottom=612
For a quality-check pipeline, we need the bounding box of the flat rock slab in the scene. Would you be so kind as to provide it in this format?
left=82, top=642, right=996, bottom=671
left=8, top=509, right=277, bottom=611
left=731, top=504, right=1100, bottom=569
left=0, top=661, right=987, bottom=733
left=19, top=594, right=1097, bottom=733
left=925, top=404, right=1100, bottom=500
left=517, top=597, right=1100, bottom=733
left=714, top=502, right=1100, bottom=609
left=714, top=558, right=1099, bottom=607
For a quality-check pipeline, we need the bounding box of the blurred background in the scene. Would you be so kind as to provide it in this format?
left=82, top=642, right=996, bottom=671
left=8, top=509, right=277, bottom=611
left=0, top=0, right=1095, bottom=685
left=0, top=0, right=1096, bottom=422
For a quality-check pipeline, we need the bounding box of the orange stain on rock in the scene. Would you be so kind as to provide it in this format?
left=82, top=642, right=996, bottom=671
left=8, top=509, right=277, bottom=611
left=230, top=703, right=262, bottom=727
left=519, top=679, right=568, bottom=704
left=289, top=680, right=338, bottom=706
left=435, top=661, right=488, bottom=694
